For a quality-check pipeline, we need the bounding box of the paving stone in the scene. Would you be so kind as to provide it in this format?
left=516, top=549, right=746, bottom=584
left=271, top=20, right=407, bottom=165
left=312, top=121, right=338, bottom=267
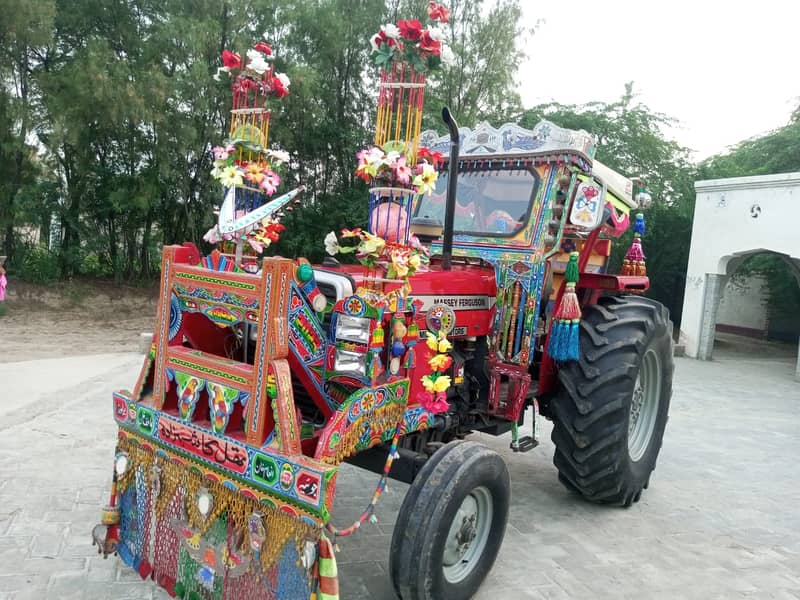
left=1, top=349, right=799, bottom=599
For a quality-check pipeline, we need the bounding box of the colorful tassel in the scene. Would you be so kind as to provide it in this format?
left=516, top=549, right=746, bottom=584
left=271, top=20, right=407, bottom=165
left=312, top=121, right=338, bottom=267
left=622, top=213, right=646, bottom=276
left=547, top=251, right=581, bottom=362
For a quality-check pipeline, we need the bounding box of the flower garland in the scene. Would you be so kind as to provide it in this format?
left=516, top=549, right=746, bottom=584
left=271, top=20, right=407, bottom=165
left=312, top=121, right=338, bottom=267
left=204, top=215, right=286, bottom=254
left=370, top=2, right=454, bottom=72
left=324, top=228, right=430, bottom=279
left=418, top=329, right=452, bottom=414
left=355, top=145, right=443, bottom=195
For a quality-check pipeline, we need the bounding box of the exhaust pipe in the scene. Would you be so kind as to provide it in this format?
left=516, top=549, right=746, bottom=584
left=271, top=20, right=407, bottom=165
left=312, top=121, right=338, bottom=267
left=441, top=107, right=459, bottom=271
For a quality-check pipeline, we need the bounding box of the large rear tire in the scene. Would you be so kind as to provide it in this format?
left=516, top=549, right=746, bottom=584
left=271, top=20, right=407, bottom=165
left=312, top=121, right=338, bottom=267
left=389, top=441, right=510, bottom=600
left=551, top=295, right=673, bottom=506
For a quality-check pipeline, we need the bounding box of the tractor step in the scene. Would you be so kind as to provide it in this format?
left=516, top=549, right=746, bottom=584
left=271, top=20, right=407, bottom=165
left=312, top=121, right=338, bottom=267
left=510, top=435, right=538, bottom=453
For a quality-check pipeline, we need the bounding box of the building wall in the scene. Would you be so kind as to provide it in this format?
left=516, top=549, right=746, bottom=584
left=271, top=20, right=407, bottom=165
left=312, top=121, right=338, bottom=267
left=716, top=274, right=769, bottom=337
left=680, top=172, right=800, bottom=358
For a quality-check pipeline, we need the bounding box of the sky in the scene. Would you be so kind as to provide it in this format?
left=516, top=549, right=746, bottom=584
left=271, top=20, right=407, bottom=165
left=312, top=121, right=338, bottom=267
left=518, top=0, right=799, bottom=160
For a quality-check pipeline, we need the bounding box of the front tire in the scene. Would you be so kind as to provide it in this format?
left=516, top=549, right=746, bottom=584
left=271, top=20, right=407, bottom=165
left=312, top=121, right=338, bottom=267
left=551, top=295, right=673, bottom=506
left=389, top=441, right=510, bottom=600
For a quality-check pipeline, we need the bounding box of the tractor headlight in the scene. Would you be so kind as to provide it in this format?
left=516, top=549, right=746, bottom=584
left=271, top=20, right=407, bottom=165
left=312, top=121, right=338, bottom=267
left=335, top=314, right=371, bottom=344
left=334, top=349, right=366, bottom=375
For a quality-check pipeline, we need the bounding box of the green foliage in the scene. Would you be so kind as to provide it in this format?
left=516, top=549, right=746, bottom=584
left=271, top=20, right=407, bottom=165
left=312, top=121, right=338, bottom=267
left=19, top=246, right=59, bottom=284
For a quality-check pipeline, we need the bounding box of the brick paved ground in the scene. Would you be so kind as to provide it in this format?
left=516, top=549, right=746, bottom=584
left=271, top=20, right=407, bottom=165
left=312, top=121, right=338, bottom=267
left=0, top=344, right=798, bottom=599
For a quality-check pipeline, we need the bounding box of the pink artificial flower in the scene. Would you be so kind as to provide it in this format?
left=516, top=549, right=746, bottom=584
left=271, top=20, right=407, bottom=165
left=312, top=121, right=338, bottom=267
left=394, top=155, right=413, bottom=185
left=415, top=391, right=450, bottom=414
left=428, top=2, right=450, bottom=23
left=259, top=169, right=281, bottom=195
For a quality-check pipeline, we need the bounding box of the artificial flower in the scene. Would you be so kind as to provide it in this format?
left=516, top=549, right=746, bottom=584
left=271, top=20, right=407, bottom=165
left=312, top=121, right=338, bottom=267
left=426, top=331, right=452, bottom=354
left=259, top=170, right=281, bottom=195
left=390, top=248, right=411, bottom=278
left=394, top=155, right=413, bottom=184
left=428, top=353, right=452, bottom=371
left=271, top=73, right=290, bottom=97
left=419, top=30, right=441, bottom=54
left=357, top=231, right=385, bottom=258
left=266, top=149, right=290, bottom=164
left=203, top=225, right=223, bottom=244
left=254, top=42, right=272, bottom=55
left=413, top=162, right=438, bottom=195
left=422, top=373, right=451, bottom=393
left=440, top=43, right=455, bottom=66
left=428, top=1, right=451, bottom=23
left=398, top=19, right=423, bottom=41
left=219, top=166, right=243, bottom=187
left=383, top=23, right=401, bottom=39
left=369, top=33, right=382, bottom=52
left=245, top=163, right=265, bottom=184
left=416, top=390, right=450, bottom=414
left=340, top=228, right=362, bottom=238
left=417, top=147, right=445, bottom=167
left=221, top=50, right=241, bottom=69
left=246, top=49, right=270, bottom=74
left=324, top=231, right=340, bottom=256
left=428, top=26, right=445, bottom=42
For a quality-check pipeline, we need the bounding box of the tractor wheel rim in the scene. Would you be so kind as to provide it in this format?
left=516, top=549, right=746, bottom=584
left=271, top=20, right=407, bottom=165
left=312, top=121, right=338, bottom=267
left=628, top=347, right=662, bottom=462
left=442, top=486, right=493, bottom=584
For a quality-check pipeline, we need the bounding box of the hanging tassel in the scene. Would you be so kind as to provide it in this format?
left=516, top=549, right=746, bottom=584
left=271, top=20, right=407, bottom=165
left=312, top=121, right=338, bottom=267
left=621, top=213, right=646, bottom=276
left=548, top=251, right=581, bottom=362
left=316, top=535, right=340, bottom=600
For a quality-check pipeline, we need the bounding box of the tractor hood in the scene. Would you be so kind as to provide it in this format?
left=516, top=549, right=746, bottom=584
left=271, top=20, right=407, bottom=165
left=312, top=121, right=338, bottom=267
left=319, top=260, right=497, bottom=337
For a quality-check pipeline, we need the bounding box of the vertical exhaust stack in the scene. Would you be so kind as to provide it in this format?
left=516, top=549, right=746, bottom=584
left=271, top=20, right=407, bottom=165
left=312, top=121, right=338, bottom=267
left=441, top=107, right=459, bottom=271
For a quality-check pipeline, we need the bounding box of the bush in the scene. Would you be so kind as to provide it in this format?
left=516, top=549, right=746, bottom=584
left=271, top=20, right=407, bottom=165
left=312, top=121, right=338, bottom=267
left=19, top=246, right=59, bottom=284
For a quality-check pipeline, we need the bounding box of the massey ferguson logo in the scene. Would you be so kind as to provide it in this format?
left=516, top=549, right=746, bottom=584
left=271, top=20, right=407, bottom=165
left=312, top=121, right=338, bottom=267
left=414, top=295, right=495, bottom=311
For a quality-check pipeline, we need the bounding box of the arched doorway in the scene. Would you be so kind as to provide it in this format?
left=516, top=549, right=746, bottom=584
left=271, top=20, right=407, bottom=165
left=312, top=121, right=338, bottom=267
left=680, top=172, right=800, bottom=380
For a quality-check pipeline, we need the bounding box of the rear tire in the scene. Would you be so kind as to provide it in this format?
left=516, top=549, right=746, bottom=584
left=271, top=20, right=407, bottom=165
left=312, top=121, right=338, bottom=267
left=551, top=295, right=673, bottom=506
left=389, top=441, right=510, bottom=600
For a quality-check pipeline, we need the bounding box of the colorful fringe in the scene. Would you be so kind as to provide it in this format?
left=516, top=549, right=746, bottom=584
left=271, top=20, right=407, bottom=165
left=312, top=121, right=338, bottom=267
left=621, top=213, right=646, bottom=276
left=547, top=251, right=581, bottom=362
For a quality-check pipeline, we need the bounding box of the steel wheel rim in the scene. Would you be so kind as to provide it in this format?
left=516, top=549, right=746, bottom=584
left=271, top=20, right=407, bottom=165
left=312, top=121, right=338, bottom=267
left=442, top=486, right=493, bottom=584
left=628, top=347, right=662, bottom=462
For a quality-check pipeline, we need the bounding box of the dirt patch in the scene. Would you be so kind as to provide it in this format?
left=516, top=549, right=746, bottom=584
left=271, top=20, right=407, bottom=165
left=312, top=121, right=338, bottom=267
left=0, top=280, right=158, bottom=363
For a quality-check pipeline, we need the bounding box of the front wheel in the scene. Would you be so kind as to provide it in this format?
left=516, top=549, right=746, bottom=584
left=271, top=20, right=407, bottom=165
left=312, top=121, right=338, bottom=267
left=551, top=295, right=674, bottom=506
left=389, top=441, right=510, bottom=600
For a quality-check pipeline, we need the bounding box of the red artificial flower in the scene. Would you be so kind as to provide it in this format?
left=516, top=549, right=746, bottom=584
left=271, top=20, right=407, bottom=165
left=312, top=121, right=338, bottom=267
left=419, top=30, right=441, bottom=54
left=222, top=50, right=241, bottom=69
left=254, top=42, right=272, bottom=55
left=417, top=147, right=445, bottom=167
left=398, top=19, right=423, bottom=41
left=271, top=75, right=289, bottom=98
left=428, top=1, right=451, bottom=23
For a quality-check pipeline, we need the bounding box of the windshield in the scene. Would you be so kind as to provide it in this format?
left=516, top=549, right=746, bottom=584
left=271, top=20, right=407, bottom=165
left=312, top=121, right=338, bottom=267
left=414, top=169, right=539, bottom=237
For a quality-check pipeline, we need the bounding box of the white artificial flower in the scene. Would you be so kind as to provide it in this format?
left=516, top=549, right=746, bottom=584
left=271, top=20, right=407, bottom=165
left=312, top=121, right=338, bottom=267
left=276, top=72, right=291, bottom=88
left=383, top=150, right=401, bottom=166
left=428, top=26, right=445, bottom=42
left=324, top=231, right=340, bottom=256
left=440, top=44, right=455, bottom=66
left=383, top=23, right=401, bottom=39
left=266, top=149, right=291, bottom=164
left=246, top=49, right=270, bottom=74
left=370, top=33, right=381, bottom=52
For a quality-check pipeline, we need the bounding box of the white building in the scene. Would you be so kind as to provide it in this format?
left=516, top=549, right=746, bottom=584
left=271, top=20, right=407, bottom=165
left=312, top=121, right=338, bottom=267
left=680, top=172, right=800, bottom=380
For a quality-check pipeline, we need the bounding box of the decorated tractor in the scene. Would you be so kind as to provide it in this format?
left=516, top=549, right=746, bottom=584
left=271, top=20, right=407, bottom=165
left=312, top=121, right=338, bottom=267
left=93, top=9, right=673, bottom=600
